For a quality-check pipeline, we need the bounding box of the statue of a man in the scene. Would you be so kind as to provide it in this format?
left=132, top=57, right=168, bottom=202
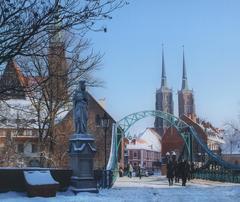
left=73, top=81, right=88, bottom=134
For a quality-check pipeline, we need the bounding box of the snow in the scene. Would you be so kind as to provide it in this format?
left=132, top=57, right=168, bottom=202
left=126, top=128, right=161, bottom=152
left=23, top=170, right=58, bottom=186
left=1, top=176, right=240, bottom=202
left=138, top=128, right=161, bottom=152
left=0, top=98, right=71, bottom=129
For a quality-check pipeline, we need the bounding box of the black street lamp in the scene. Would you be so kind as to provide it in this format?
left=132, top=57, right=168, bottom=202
left=101, top=112, right=110, bottom=170
left=101, top=112, right=110, bottom=188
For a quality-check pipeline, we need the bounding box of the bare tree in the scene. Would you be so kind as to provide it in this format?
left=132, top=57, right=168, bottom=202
left=0, top=0, right=127, bottom=167
left=222, top=120, right=240, bottom=154
left=0, top=0, right=127, bottom=66
left=10, top=35, right=101, bottom=166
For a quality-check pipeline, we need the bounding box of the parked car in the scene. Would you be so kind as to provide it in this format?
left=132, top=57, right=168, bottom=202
left=147, top=170, right=154, bottom=176
left=138, top=169, right=149, bottom=177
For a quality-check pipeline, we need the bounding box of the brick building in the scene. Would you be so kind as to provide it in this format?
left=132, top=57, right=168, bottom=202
left=162, top=115, right=224, bottom=160
left=0, top=60, right=117, bottom=169
left=126, top=128, right=161, bottom=171
left=53, top=93, right=116, bottom=169
left=0, top=30, right=118, bottom=169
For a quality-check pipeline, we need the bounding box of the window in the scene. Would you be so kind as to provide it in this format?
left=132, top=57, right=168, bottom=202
left=11, top=130, right=18, bottom=136
left=17, top=144, right=24, bottom=153
left=31, top=144, right=38, bottom=153
left=95, top=114, right=101, bottom=127
left=25, top=130, right=32, bottom=136
left=0, top=131, right=6, bottom=137
left=133, top=152, right=137, bottom=158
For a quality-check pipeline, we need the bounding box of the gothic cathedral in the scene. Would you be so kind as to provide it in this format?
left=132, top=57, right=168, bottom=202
left=154, top=46, right=174, bottom=136
left=155, top=47, right=195, bottom=136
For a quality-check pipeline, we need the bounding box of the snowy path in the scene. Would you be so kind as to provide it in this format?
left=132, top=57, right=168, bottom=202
left=0, top=176, right=240, bottom=202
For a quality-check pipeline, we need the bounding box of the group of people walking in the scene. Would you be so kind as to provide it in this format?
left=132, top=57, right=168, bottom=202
left=127, top=163, right=143, bottom=179
left=120, top=153, right=194, bottom=187
left=166, top=152, right=194, bottom=186
left=119, top=163, right=143, bottom=179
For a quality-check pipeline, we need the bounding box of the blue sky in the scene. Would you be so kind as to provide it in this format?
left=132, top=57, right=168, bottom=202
left=88, top=0, right=240, bottom=131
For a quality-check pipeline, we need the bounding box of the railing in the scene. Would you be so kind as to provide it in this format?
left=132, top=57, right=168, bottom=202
left=189, top=126, right=240, bottom=170
left=105, top=110, right=240, bottom=188
left=194, top=169, right=240, bottom=183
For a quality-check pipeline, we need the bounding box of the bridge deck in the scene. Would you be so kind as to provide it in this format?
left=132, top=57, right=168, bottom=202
left=111, top=176, right=240, bottom=202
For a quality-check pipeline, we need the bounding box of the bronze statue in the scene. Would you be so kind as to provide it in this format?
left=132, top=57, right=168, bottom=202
left=73, top=81, right=88, bottom=134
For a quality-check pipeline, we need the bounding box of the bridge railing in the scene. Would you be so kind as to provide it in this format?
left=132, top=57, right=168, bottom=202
left=194, top=169, right=240, bottom=183
left=189, top=126, right=240, bottom=170
left=105, top=110, right=240, bottom=188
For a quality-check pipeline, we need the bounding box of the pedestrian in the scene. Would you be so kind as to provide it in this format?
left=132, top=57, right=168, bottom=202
left=128, top=163, right=133, bottom=178
left=119, top=167, right=123, bottom=177
left=127, top=163, right=130, bottom=177
left=171, top=152, right=178, bottom=183
left=166, top=152, right=174, bottom=186
left=190, top=162, right=195, bottom=180
left=174, top=159, right=180, bottom=183
left=179, top=159, right=190, bottom=186
left=137, top=164, right=142, bottom=179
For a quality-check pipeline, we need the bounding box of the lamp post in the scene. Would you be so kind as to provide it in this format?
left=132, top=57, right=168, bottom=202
left=101, top=113, right=110, bottom=170
left=101, top=113, right=110, bottom=188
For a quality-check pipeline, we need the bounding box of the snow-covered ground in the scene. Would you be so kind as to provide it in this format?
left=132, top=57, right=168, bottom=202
left=1, top=176, right=240, bottom=202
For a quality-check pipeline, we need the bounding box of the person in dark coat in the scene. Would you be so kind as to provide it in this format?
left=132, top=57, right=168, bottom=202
left=166, top=153, right=174, bottom=186
left=137, top=164, right=142, bottom=179
left=171, top=152, right=179, bottom=183
left=174, top=159, right=180, bottom=183
left=179, top=159, right=190, bottom=186
left=119, top=167, right=123, bottom=177
left=189, top=162, right=195, bottom=180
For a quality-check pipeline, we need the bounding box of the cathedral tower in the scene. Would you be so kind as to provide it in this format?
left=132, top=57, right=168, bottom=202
left=178, top=48, right=196, bottom=119
left=48, top=12, right=68, bottom=101
left=154, top=46, right=174, bottom=136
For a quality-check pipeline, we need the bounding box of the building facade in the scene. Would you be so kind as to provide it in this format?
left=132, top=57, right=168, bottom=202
left=154, top=47, right=174, bottom=136
left=161, top=115, right=224, bottom=161
left=53, top=93, right=116, bottom=169
left=0, top=29, right=117, bottom=169
left=126, top=128, right=161, bottom=171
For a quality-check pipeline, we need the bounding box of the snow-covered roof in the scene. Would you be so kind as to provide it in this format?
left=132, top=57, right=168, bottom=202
left=126, top=128, right=161, bottom=152
left=0, top=98, right=71, bottom=129
left=126, top=144, right=156, bottom=151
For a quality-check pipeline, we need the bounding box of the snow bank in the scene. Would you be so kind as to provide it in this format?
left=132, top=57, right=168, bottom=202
left=24, top=170, right=58, bottom=186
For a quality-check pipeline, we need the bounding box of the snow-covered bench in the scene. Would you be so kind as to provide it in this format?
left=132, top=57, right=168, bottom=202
left=24, top=170, right=59, bottom=197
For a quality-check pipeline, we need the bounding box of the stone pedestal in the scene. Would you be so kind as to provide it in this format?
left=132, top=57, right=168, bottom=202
left=69, top=133, right=98, bottom=193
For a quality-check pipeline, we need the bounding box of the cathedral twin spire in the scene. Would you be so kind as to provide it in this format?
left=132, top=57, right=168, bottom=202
left=160, top=45, right=189, bottom=91
left=156, top=45, right=195, bottom=123
left=155, top=45, right=196, bottom=135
